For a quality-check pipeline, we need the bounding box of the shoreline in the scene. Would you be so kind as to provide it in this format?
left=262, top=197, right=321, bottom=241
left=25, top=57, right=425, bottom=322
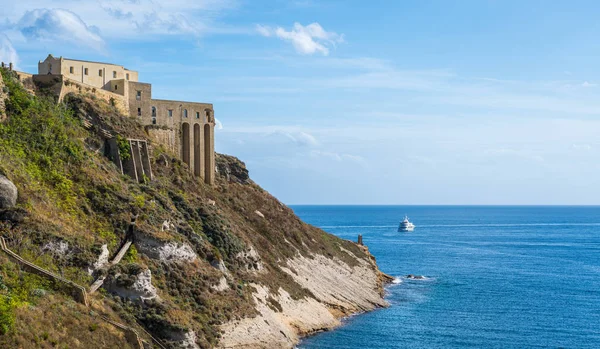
left=296, top=271, right=396, bottom=347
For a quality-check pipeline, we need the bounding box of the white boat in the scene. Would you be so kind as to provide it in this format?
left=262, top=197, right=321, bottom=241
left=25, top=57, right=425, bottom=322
left=398, top=216, right=415, bottom=232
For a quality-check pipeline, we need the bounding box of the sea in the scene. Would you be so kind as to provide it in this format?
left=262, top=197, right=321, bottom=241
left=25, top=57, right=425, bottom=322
left=291, top=206, right=600, bottom=349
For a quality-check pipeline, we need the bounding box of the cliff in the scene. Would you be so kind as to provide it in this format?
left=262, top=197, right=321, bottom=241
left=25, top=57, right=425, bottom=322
left=0, top=67, right=389, bottom=348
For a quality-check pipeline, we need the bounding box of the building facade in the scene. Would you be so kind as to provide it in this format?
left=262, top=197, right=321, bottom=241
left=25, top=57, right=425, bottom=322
left=38, top=54, right=215, bottom=185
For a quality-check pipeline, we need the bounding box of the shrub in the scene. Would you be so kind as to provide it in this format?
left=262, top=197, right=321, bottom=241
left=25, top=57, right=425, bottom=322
left=116, top=136, right=131, bottom=160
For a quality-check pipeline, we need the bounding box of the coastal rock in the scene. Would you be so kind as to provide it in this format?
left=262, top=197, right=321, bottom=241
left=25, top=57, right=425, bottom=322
left=135, top=234, right=197, bottom=263
left=211, top=259, right=229, bottom=275
left=0, top=175, right=18, bottom=209
left=236, top=246, right=264, bottom=272
left=215, top=154, right=251, bottom=184
left=280, top=254, right=388, bottom=313
left=211, top=276, right=230, bottom=292
left=220, top=285, right=338, bottom=348
left=161, top=220, right=175, bottom=232
left=106, top=269, right=158, bottom=301
left=165, top=330, right=200, bottom=349
left=220, top=253, right=388, bottom=348
left=42, top=240, right=71, bottom=257
left=406, top=274, right=426, bottom=280
left=88, top=244, right=110, bottom=274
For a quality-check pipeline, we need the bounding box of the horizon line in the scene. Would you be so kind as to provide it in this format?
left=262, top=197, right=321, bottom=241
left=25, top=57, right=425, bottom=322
left=286, top=204, right=600, bottom=207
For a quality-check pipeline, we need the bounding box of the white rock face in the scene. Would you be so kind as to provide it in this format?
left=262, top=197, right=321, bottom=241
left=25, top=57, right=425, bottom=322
left=158, top=242, right=197, bottom=263
left=254, top=210, right=265, bottom=218
left=180, top=330, right=200, bottom=349
left=166, top=330, right=200, bottom=349
left=219, top=253, right=388, bottom=349
left=107, top=269, right=159, bottom=301
left=88, top=244, right=110, bottom=275
left=135, top=235, right=197, bottom=263
left=236, top=246, right=264, bottom=272
left=211, top=276, right=229, bottom=292
left=220, top=285, right=339, bottom=349
left=280, top=254, right=386, bottom=312
left=0, top=175, right=17, bottom=209
left=211, top=259, right=230, bottom=275
left=161, top=220, right=175, bottom=232
left=42, top=241, right=70, bottom=256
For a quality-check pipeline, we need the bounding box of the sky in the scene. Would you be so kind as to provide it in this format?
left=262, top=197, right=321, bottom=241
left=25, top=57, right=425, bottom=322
left=1, top=0, right=600, bottom=205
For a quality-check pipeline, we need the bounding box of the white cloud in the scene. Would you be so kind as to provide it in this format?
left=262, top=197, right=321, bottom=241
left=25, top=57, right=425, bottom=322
left=581, top=81, right=597, bottom=87
left=257, top=22, right=344, bottom=55
left=256, top=24, right=272, bottom=37
left=97, top=0, right=237, bottom=37
left=215, top=118, right=224, bottom=130
left=0, top=34, right=19, bottom=68
left=277, top=130, right=319, bottom=147
left=17, top=9, right=105, bottom=51
left=310, top=150, right=365, bottom=163
left=1, top=1, right=238, bottom=41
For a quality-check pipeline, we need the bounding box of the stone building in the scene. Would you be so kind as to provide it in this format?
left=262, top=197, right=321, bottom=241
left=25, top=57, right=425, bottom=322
left=37, top=55, right=215, bottom=185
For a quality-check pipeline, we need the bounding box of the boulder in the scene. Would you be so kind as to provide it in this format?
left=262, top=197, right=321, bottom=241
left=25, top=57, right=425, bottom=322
left=0, top=175, right=17, bottom=209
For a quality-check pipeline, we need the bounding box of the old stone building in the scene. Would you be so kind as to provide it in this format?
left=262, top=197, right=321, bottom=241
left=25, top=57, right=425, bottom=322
left=37, top=55, right=215, bottom=185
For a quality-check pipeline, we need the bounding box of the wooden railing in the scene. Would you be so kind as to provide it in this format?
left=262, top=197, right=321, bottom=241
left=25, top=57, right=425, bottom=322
left=0, top=236, right=155, bottom=348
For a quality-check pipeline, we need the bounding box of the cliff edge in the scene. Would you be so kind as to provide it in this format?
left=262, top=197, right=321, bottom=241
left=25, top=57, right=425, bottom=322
left=0, top=67, right=389, bottom=348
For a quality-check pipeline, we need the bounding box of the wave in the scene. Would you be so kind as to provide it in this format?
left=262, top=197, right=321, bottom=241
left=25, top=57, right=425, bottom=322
left=391, top=277, right=403, bottom=284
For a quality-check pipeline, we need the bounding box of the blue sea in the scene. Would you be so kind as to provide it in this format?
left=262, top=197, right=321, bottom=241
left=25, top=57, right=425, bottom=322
left=291, top=206, right=600, bottom=349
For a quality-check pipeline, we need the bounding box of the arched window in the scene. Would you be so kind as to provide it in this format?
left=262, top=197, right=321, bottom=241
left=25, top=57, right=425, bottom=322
left=152, top=106, right=156, bottom=117
left=183, top=109, right=188, bottom=118
left=205, top=110, right=214, bottom=123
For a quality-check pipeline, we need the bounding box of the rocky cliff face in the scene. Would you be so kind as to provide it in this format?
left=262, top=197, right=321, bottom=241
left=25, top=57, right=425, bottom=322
left=0, top=66, right=389, bottom=348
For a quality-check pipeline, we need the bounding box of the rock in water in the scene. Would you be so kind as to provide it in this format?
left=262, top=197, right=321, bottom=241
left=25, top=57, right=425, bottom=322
left=0, top=175, right=18, bottom=209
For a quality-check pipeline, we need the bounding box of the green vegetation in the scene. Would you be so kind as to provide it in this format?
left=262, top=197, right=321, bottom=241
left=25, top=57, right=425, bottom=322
left=116, top=135, right=131, bottom=160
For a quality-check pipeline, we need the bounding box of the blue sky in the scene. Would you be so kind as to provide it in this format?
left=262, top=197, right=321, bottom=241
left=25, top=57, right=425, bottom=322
left=1, top=0, right=600, bottom=204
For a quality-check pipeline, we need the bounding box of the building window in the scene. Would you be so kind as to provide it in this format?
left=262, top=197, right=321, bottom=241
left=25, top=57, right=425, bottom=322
left=168, top=110, right=173, bottom=117
left=113, top=71, right=117, bottom=78
left=196, top=112, right=200, bottom=119
left=84, top=68, right=88, bottom=75
left=69, top=66, right=74, bottom=74
left=99, top=69, right=103, bottom=77
left=152, top=106, right=156, bottom=117
left=137, top=108, right=141, bottom=116
left=136, top=91, right=141, bottom=100
left=126, top=73, right=130, bottom=80
left=183, top=109, right=188, bottom=118
left=114, top=85, right=118, bottom=91
left=152, top=117, right=157, bottom=125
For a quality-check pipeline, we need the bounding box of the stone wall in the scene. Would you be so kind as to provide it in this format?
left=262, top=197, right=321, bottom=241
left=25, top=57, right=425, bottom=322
left=38, top=55, right=139, bottom=90
left=127, top=81, right=152, bottom=121
left=32, top=74, right=129, bottom=115
left=146, top=127, right=178, bottom=154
